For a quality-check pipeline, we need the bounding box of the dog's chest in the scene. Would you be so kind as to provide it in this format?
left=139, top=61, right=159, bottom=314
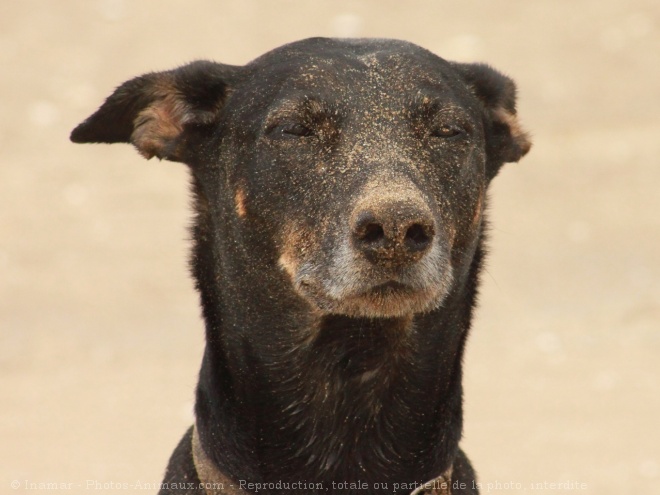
left=254, top=325, right=439, bottom=493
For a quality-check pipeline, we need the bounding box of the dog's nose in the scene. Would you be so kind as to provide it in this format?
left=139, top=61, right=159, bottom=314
left=351, top=201, right=435, bottom=266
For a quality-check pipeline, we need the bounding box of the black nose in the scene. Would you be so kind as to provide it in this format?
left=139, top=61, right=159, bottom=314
left=351, top=203, right=435, bottom=266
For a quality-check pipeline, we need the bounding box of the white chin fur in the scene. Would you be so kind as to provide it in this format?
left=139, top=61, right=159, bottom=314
left=294, top=240, right=453, bottom=318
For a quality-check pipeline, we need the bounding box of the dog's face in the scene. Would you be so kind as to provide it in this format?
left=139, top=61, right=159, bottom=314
left=72, top=38, right=530, bottom=320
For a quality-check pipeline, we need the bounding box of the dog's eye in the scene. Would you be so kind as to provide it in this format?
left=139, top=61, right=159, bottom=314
left=265, top=121, right=315, bottom=140
left=279, top=123, right=314, bottom=138
left=430, top=125, right=464, bottom=139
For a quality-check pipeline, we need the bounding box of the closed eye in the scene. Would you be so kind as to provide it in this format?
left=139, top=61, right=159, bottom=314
left=430, top=125, right=465, bottom=139
left=279, top=123, right=314, bottom=137
left=266, top=122, right=315, bottom=139
left=265, top=97, right=340, bottom=141
left=409, top=95, right=471, bottom=141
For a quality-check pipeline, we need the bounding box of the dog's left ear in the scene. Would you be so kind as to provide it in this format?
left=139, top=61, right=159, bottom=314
left=70, top=60, right=241, bottom=163
left=452, top=63, right=531, bottom=177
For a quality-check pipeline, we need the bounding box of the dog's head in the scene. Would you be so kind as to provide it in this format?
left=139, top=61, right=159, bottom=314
left=72, top=38, right=530, bottom=320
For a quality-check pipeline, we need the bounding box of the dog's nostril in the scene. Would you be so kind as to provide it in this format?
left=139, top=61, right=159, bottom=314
left=405, top=223, right=433, bottom=250
left=353, top=211, right=386, bottom=246
left=352, top=207, right=434, bottom=262
left=361, top=223, right=385, bottom=244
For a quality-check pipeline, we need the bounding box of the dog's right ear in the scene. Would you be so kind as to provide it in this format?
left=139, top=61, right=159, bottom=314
left=70, top=61, right=241, bottom=163
left=450, top=62, right=531, bottom=179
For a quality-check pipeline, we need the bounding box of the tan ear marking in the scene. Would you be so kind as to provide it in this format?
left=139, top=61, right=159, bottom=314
left=492, top=107, right=532, bottom=156
left=129, top=79, right=192, bottom=159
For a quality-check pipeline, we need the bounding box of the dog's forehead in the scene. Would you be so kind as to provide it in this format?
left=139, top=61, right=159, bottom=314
left=246, top=38, right=460, bottom=97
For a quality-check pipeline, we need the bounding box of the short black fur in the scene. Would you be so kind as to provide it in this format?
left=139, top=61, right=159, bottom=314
left=71, top=38, right=530, bottom=495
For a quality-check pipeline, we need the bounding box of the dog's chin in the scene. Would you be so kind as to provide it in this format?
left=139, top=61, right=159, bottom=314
left=296, top=280, right=446, bottom=318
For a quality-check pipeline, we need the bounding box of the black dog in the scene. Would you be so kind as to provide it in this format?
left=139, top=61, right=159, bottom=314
left=72, top=38, right=530, bottom=495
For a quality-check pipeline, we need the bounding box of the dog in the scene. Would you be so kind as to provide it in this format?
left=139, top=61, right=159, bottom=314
left=71, top=37, right=530, bottom=495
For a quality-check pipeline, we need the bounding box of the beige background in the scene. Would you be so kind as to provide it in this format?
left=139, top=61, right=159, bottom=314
left=1, top=1, right=659, bottom=494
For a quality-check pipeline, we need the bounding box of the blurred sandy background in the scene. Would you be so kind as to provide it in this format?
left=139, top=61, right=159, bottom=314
left=1, top=1, right=659, bottom=493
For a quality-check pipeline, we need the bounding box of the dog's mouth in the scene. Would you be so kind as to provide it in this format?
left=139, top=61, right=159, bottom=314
left=284, top=232, right=454, bottom=318
left=366, top=281, right=411, bottom=296
left=297, top=275, right=447, bottom=318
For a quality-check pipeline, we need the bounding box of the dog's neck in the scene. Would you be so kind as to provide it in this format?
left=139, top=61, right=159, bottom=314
left=192, top=215, right=483, bottom=494
left=264, top=314, right=465, bottom=479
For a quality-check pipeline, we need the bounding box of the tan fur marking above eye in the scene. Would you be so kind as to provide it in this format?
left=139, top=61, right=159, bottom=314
left=234, top=187, right=247, bottom=218
left=493, top=107, right=532, bottom=156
